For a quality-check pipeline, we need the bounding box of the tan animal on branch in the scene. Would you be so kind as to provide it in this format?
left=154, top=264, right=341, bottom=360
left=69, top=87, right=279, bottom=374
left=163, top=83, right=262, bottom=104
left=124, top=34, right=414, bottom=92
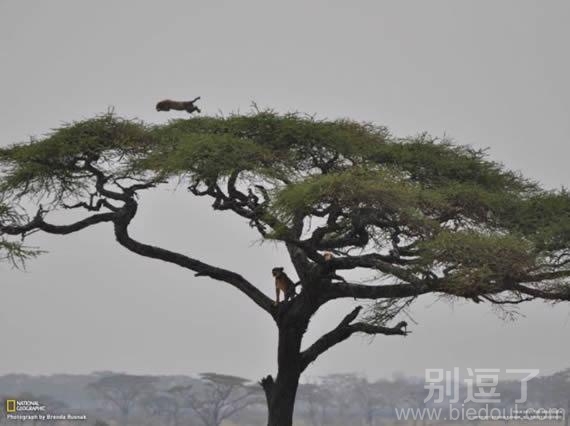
left=272, top=267, right=298, bottom=305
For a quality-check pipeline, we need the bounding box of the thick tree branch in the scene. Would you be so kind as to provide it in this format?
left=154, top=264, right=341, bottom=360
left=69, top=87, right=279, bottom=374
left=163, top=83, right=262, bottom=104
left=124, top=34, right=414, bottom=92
left=83, top=163, right=131, bottom=201
left=63, top=193, right=120, bottom=212
left=189, top=178, right=282, bottom=237
left=0, top=207, right=116, bottom=236
left=2, top=167, right=276, bottom=315
left=519, top=270, right=570, bottom=283
left=285, top=242, right=312, bottom=281
left=300, top=306, right=407, bottom=371
left=481, top=294, right=534, bottom=304
left=315, top=227, right=370, bottom=250
left=326, top=281, right=431, bottom=301
left=259, top=375, right=274, bottom=406
left=113, top=201, right=275, bottom=315
left=328, top=253, right=426, bottom=285
left=512, top=283, right=570, bottom=301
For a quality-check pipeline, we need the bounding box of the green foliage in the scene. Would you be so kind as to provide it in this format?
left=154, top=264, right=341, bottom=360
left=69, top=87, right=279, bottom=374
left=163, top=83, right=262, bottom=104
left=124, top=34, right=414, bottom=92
left=1, top=108, right=569, bottom=301
left=274, top=168, right=417, bottom=213
left=0, top=203, right=42, bottom=267
left=417, top=231, right=535, bottom=295
left=0, top=112, right=151, bottom=199
left=369, top=136, right=532, bottom=192
left=420, top=231, right=534, bottom=271
left=137, top=111, right=390, bottom=182
left=0, top=239, right=41, bottom=267
left=270, top=167, right=438, bottom=239
left=500, top=190, right=570, bottom=251
left=142, top=128, right=280, bottom=181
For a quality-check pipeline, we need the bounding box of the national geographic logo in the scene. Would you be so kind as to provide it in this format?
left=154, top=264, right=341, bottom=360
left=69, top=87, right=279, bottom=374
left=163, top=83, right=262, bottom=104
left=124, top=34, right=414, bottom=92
left=4, top=398, right=88, bottom=421
left=4, top=399, right=46, bottom=413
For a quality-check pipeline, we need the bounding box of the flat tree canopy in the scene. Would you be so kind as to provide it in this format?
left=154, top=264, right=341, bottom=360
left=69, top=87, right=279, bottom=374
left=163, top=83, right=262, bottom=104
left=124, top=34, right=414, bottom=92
left=1, top=111, right=569, bottom=303
left=1, top=110, right=569, bottom=425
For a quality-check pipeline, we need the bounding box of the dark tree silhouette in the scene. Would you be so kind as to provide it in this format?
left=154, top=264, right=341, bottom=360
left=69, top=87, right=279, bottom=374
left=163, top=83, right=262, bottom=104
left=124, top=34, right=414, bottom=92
left=297, top=382, right=333, bottom=426
left=87, top=374, right=156, bottom=426
left=532, top=369, right=570, bottom=426
left=0, top=395, right=7, bottom=425
left=168, top=373, right=262, bottom=426
left=320, top=374, right=360, bottom=425
left=315, top=374, right=389, bottom=426
left=139, top=393, right=181, bottom=426
left=350, top=376, right=386, bottom=426
left=1, top=110, right=570, bottom=426
left=2, top=392, right=67, bottom=426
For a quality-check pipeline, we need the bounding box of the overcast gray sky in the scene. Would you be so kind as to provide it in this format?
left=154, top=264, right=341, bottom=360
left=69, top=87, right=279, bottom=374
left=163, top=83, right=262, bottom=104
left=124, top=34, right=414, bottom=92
left=0, top=1, right=569, bottom=381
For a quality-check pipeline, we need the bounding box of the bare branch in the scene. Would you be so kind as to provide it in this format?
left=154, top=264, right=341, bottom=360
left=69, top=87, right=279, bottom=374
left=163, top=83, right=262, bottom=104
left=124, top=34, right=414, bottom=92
left=300, top=306, right=407, bottom=371
left=519, top=270, right=570, bottom=283
left=113, top=201, right=275, bottom=315
left=327, top=253, right=424, bottom=284
left=481, top=294, right=534, bottom=305
left=83, top=163, right=130, bottom=201
left=326, top=281, right=430, bottom=302
left=512, top=283, right=570, bottom=301
left=0, top=206, right=116, bottom=236
left=63, top=193, right=120, bottom=212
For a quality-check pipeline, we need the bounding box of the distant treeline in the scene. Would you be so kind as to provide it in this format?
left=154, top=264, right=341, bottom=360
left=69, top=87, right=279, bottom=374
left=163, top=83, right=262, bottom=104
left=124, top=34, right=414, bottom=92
left=0, top=369, right=568, bottom=426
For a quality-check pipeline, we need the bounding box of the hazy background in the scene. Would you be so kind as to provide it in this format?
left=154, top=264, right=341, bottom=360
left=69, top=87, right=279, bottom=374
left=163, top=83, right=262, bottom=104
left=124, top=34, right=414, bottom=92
left=0, top=1, right=568, bottom=381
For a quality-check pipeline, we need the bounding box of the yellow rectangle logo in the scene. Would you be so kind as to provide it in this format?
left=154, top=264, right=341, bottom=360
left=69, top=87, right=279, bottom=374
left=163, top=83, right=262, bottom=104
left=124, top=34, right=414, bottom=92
left=6, top=399, right=16, bottom=413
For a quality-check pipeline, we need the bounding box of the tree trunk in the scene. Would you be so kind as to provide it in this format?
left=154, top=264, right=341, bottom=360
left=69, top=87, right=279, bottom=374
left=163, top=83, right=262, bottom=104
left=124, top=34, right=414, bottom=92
left=267, top=369, right=301, bottom=426
left=120, top=406, right=129, bottom=426
left=264, top=322, right=304, bottom=426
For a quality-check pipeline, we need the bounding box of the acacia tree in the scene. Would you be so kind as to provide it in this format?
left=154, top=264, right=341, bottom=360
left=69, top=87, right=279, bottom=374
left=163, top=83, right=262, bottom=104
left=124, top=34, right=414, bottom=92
left=168, top=373, right=262, bottom=426
left=87, top=374, right=157, bottom=425
left=139, top=393, right=181, bottom=426
left=297, top=382, right=333, bottom=426
left=1, top=111, right=570, bottom=426
left=532, top=369, right=570, bottom=426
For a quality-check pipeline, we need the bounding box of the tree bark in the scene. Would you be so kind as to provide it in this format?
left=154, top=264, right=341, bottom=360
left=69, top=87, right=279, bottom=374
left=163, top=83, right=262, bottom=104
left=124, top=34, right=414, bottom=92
left=120, top=406, right=129, bottom=426
left=266, top=368, right=301, bottom=426
left=264, top=315, right=305, bottom=426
